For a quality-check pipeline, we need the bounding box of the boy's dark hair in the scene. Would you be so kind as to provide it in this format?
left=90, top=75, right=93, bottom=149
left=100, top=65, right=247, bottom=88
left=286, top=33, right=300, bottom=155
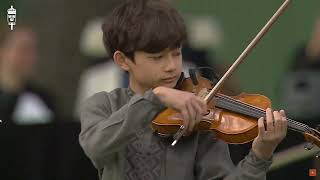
left=102, top=0, right=187, bottom=60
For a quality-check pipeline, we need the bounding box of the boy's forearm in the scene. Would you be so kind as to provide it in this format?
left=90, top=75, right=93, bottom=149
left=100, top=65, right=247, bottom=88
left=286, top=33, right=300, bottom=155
left=224, top=150, right=272, bottom=180
left=79, top=90, right=165, bottom=168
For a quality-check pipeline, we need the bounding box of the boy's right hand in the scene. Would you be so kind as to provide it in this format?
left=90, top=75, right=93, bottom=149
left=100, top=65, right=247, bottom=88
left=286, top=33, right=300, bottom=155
left=153, top=86, right=207, bottom=135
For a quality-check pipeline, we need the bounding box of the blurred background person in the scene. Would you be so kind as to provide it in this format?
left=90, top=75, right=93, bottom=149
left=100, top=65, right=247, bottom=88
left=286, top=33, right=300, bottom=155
left=291, top=18, right=320, bottom=71
left=280, top=17, right=320, bottom=127
left=74, top=18, right=126, bottom=119
left=269, top=17, right=320, bottom=180
left=0, top=25, right=60, bottom=180
left=0, top=26, right=57, bottom=125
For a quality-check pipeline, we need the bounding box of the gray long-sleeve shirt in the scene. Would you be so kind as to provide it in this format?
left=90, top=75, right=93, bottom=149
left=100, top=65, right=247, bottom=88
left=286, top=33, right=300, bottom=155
left=79, top=88, right=272, bottom=180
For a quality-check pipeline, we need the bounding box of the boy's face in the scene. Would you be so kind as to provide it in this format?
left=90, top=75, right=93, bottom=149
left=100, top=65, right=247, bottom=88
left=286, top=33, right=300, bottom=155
left=126, top=47, right=182, bottom=91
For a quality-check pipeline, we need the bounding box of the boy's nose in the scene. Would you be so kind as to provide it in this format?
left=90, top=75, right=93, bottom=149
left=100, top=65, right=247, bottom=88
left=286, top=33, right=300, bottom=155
left=164, top=56, right=177, bottom=72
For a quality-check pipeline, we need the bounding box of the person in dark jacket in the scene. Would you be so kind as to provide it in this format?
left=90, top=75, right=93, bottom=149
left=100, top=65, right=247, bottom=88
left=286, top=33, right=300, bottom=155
left=0, top=27, right=56, bottom=125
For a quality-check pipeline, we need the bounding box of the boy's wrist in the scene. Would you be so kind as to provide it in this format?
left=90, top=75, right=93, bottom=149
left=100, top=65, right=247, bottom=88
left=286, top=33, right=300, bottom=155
left=252, top=142, right=275, bottom=161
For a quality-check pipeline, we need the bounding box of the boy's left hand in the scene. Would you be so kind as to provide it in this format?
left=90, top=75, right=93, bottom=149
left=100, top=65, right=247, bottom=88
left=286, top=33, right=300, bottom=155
left=252, top=108, right=288, bottom=160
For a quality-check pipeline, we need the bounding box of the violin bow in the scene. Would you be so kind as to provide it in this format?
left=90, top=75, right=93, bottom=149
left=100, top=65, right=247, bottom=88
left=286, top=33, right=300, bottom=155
left=171, top=0, right=292, bottom=147
left=204, top=0, right=292, bottom=102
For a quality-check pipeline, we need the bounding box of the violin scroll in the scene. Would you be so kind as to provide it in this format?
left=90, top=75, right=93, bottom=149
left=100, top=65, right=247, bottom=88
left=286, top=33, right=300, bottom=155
left=304, top=128, right=320, bottom=149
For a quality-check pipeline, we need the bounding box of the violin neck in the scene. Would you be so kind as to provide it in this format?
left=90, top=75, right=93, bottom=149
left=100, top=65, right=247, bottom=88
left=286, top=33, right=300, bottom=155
left=214, top=95, right=310, bottom=134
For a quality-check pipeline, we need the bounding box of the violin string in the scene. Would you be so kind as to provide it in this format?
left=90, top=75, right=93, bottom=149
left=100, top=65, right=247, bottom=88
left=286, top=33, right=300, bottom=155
left=286, top=118, right=314, bottom=135
left=215, top=94, right=309, bottom=129
left=214, top=94, right=312, bottom=134
left=203, top=90, right=311, bottom=133
left=215, top=96, right=309, bottom=134
left=216, top=94, right=312, bottom=134
left=217, top=94, right=313, bottom=134
left=216, top=97, right=308, bottom=133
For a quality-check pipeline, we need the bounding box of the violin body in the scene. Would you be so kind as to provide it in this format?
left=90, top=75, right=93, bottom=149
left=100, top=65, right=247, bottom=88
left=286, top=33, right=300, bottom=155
left=152, top=74, right=320, bottom=149
left=152, top=76, right=272, bottom=144
left=211, top=93, right=270, bottom=144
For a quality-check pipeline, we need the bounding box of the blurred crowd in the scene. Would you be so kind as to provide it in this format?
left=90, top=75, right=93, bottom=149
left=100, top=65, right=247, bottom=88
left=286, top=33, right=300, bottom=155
left=0, top=27, right=56, bottom=125
left=1, top=16, right=320, bottom=129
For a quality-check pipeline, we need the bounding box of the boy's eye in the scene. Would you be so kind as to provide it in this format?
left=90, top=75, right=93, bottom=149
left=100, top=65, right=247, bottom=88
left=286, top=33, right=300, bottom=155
left=172, top=52, right=181, bottom=56
left=152, top=55, right=163, bottom=60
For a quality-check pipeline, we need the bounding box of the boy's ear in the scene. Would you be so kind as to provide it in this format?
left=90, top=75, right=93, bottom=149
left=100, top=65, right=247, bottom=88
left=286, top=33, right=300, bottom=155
left=113, top=50, right=130, bottom=71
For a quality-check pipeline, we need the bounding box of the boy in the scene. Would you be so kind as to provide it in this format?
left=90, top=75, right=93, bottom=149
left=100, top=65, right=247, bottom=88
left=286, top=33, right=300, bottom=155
left=79, top=0, right=288, bottom=179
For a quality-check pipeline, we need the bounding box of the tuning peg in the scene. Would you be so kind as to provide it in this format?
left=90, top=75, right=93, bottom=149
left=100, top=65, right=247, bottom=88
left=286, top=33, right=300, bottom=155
left=304, top=142, right=314, bottom=150
left=315, top=151, right=320, bottom=158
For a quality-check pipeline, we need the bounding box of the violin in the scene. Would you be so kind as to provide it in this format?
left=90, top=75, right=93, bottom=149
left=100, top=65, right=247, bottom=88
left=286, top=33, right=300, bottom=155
left=151, top=0, right=320, bottom=150
left=152, top=75, right=320, bottom=148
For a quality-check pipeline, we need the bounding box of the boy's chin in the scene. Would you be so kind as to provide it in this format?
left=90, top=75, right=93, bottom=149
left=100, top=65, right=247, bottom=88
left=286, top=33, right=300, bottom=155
left=158, top=82, right=177, bottom=89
